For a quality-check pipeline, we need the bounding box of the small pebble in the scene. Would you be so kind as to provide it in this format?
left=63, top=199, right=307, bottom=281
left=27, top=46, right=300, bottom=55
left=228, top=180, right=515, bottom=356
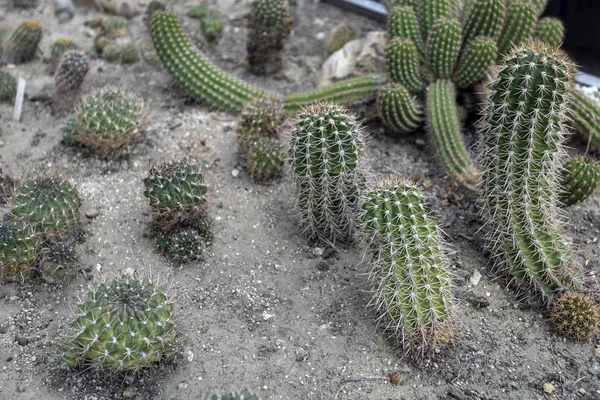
left=85, top=208, right=99, bottom=218
left=122, top=388, right=137, bottom=398
left=543, top=383, right=555, bottom=394
left=469, top=270, right=482, bottom=286
left=588, top=364, right=600, bottom=376
left=313, top=247, right=324, bottom=257
left=0, top=140, right=5, bottom=147
left=231, top=169, right=239, bottom=178
left=578, top=388, right=586, bottom=395
left=317, top=261, right=329, bottom=271
left=415, top=138, right=426, bottom=146
left=9, top=296, right=19, bottom=303
left=178, top=382, right=188, bottom=390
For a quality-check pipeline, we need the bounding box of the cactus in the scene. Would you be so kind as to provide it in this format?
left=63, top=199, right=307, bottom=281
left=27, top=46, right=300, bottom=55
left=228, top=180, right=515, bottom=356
left=11, top=176, right=81, bottom=238
left=119, top=43, right=139, bottom=63
left=50, top=37, right=77, bottom=62
left=237, top=97, right=285, bottom=151
left=462, top=0, right=505, bottom=43
left=387, top=6, right=425, bottom=61
left=187, top=4, right=210, bottom=19
left=101, top=16, right=129, bottom=39
left=426, top=18, right=462, bottom=79
left=210, top=391, right=266, bottom=400
left=0, top=216, right=38, bottom=281
left=496, top=2, right=537, bottom=57
left=143, top=160, right=209, bottom=228
left=549, top=291, right=600, bottom=341
left=386, top=38, right=424, bottom=93
left=102, top=44, right=121, bottom=62
left=247, top=0, right=293, bottom=74
left=61, top=115, right=78, bottom=144
left=359, top=178, right=455, bottom=355
left=201, top=10, right=224, bottom=43
left=248, top=138, right=285, bottom=182
left=156, top=228, right=210, bottom=263
left=0, top=70, right=17, bottom=101
left=39, top=240, right=78, bottom=284
left=569, top=86, right=600, bottom=149
left=377, top=83, right=424, bottom=133
left=146, top=1, right=167, bottom=27
left=533, top=17, right=564, bottom=48
left=3, top=19, right=42, bottom=63
left=94, top=34, right=111, bottom=53
left=427, top=80, right=476, bottom=179
left=477, top=43, right=578, bottom=300
left=453, top=36, right=497, bottom=89
left=529, top=0, right=548, bottom=16
left=72, top=87, right=145, bottom=151
left=327, top=23, right=358, bottom=55
left=286, top=103, right=368, bottom=243
left=54, top=50, right=90, bottom=95
left=59, top=277, right=177, bottom=372
left=560, top=156, right=600, bottom=207
left=417, top=0, right=456, bottom=39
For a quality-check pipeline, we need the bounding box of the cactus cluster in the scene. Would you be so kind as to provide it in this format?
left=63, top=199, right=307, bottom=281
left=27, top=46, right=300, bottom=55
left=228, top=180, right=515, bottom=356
left=359, top=178, right=455, bottom=355
left=247, top=0, right=293, bottom=74
left=560, top=156, right=600, bottom=207
left=477, top=43, right=579, bottom=300
left=549, top=292, right=600, bottom=341
left=66, top=87, right=145, bottom=152
left=285, top=103, right=368, bottom=243
left=0, top=69, right=17, bottom=101
left=54, top=50, right=90, bottom=95
left=60, top=277, right=177, bottom=372
left=3, top=19, right=42, bottom=63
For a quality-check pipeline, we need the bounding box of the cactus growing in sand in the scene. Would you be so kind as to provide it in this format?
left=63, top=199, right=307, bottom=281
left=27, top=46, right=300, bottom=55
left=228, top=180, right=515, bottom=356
left=3, top=19, right=42, bottom=63
left=286, top=103, right=368, bottom=243
left=0, top=70, right=17, bottom=101
left=201, top=10, right=224, bottom=43
left=60, top=277, right=177, bottom=372
left=237, top=97, right=285, bottom=151
left=248, top=138, right=285, bottom=182
left=549, top=291, right=600, bottom=341
left=0, top=216, right=38, bottom=281
left=359, top=178, right=455, bottom=355
left=477, top=43, right=579, bottom=300
left=560, top=156, right=600, bottom=207
left=54, top=50, right=90, bottom=95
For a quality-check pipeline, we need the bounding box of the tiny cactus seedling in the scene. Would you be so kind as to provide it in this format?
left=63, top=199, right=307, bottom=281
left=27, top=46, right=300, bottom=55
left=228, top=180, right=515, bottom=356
left=533, top=17, right=564, bottom=48
left=101, top=16, right=129, bottom=39
left=210, top=391, right=267, bottom=400
left=359, top=178, right=455, bottom=356
left=54, top=50, right=90, bottom=95
left=560, top=156, right=600, bottom=207
left=119, top=43, right=139, bottom=64
left=143, top=160, right=209, bottom=228
left=377, top=82, right=424, bottom=133
left=50, top=37, right=77, bottom=62
left=201, top=10, right=224, bottom=43
left=11, top=176, right=81, bottom=238
left=237, top=96, right=285, bottom=151
left=549, top=291, right=600, bottom=341
left=286, top=103, right=368, bottom=243
left=0, top=70, right=17, bottom=101
left=326, top=23, right=358, bottom=55
left=248, top=138, right=285, bottom=182
left=247, top=0, right=293, bottom=74
left=73, top=87, right=145, bottom=151
left=3, top=19, right=42, bottom=63
left=60, top=277, right=177, bottom=372
left=0, top=216, right=38, bottom=281
left=477, top=43, right=578, bottom=300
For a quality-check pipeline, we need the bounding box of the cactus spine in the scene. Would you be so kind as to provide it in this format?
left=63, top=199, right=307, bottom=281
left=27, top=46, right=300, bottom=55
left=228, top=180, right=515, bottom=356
left=378, top=83, right=424, bottom=133
left=359, top=178, right=455, bottom=355
left=477, top=43, right=577, bottom=300
left=533, top=17, right=564, bottom=48
left=386, top=38, right=424, bottom=93
left=560, top=156, right=600, bottom=206
left=3, top=19, right=42, bottom=63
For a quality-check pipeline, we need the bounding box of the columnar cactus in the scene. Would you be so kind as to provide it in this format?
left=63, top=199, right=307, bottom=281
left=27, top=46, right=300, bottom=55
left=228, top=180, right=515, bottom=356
left=247, top=0, right=293, bottom=74
left=453, top=36, right=497, bottom=89
left=286, top=103, right=368, bottom=243
left=11, top=176, right=81, bottom=238
left=359, top=178, right=455, bottom=355
left=496, top=1, right=537, bottom=57
left=54, top=50, right=90, bottom=95
left=387, top=6, right=425, bottom=60
left=386, top=38, right=424, bottom=93
left=72, top=87, right=145, bottom=151
left=378, top=83, right=424, bottom=133
left=3, top=19, right=42, bottom=63
left=462, top=0, right=504, bottom=43
left=549, top=291, right=600, bottom=341
left=533, top=17, right=565, bottom=48
left=60, top=277, right=177, bottom=372
left=0, top=216, right=38, bottom=281
left=560, top=156, right=600, bottom=207
left=0, top=70, right=17, bottom=101
left=477, top=43, right=578, bottom=300
left=248, top=138, right=285, bottom=182
left=417, top=0, right=456, bottom=38
left=426, top=17, right=462, bottom=79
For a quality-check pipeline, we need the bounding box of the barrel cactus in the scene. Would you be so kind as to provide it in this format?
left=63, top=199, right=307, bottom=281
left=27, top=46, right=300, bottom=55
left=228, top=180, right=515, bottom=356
left=549, top=291, right=600, bottom=341
left=156, top=226, right=211, bottom=263
left=560, top=156, right=600, bottom=207
left=50, top=37, right=77, bottom=63
left=3, top=19, right=43, bottom=63
left=59, top=277, right=177, bottom=372
left=54, top=50, right=90, bottom=95
left=0, top=216, right=38, bottom=281
left=0, top=70, right=17, bottom=101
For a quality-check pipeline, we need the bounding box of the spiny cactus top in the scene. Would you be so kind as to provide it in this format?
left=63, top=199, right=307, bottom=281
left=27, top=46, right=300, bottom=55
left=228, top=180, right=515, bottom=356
left=359, top=178, right=455, bottom=355
left=4, top=19, right=42, bottom=63
left=74, top=87, right=145, bottom=151
left=143, top=160, right=209, bottom=225
left=477, top=42, right=577, bottom=300
left=287, top=103, right=368, bottom=243
left=60, top=277, right=177, bottom=372
left=11, top=176, right=81, bottom=237
left=0, top=216, right=38, bottom=280
left=54, top=50, right=90, bottom=94
left=560, top=156, right=600, bottom=207
left=549, top=291, right=600, bottom=341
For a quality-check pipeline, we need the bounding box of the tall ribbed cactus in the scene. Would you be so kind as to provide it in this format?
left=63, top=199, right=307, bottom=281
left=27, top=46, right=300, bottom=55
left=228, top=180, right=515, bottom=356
left=477, top=43, right=579, bottom=300
left=454, top=36, right=497, bottom=89
left=386, top=38, right=424, bottom=93
left=496, top=1, right=537, bottom=57
left=387, top=6, right=426, bottom=61
left=426, top=18, right=462, bottom=79
left=3, top=19, right=42, bottom=63
left=462, top=0, right=504, bottom=43
left=286, top=103, right=368, bottom=243
left=360, top=178, right=455, bottom=355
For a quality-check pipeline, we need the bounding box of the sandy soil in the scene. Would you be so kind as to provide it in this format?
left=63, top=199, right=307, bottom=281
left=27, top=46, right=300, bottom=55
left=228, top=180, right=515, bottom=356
left=0, top=1, right=599, bottom=399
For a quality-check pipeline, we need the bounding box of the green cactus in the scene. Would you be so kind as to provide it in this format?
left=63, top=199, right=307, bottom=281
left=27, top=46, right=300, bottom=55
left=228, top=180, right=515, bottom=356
left=326, top=23, right=358, bottom=55
left=496, top=1, right=537, bottom=57
left=210, top=391, right=266, bottom=400
left=0, top=216, right=38, bottom=281
left=560, top=156, right=600, bottom=207
left=386, top=38, right=424, bottom=93
left=359, top=178, right=455, bottom=355
left=61, top=115, right=78, bottom=144
left=59, top=277, right=177, bottom=372
left=201, top=10, right=224, bottom=42
left=533, top=17, right=564, bottom=48
left=477, top=43, right=578, bottom=300
left=570, top=87, right=600, bottom=149
left=119, top=43, right=139, bottom=63
left=417, top=0, right=456, bottom=39
left=39, top=241, right=78, bottom=284
left=4, top=19, right=43, bottom=63
left=156, top=228, right=210, bottom=263
left=102, top=16, right=129, bottom=39
left=72, top=87, right=145, bottom=151
left=94, top=34, right=110, bottom=53
left=0, top=70, right=17, bottom=101
left=145, top=1, right=167, bottom=27
left=462, top=0, right=505, bottom=43
left=387, top=6, right=426, bottom=61
left=549, top=291, right=600, bottom=341
left=247, top=0, right=293, bottom=74
left=187, top=4, right=210, bottom=19
left=427, top=80, right=476, bottom=180
left=54, top=50, right=90, bottom=94
left=237, top=97, right=285, bottom=151
left=286, top=103, right=367, bottom=243
left=248, top=138, right=285, bottom=182
left=143, top=160, right=209, bottom=228
left=426, top=18, right=462, bottom=79
left=454, top=36, right=497, bottom=89
left=378, top=83, right=424, bottom=133
left=529, top=0, right=548, bottom=16
left=50, top=37, right=77, bottom=62
left=11, top=176, right=81, bottom=238
left=101, top=44, right=121, bottom=62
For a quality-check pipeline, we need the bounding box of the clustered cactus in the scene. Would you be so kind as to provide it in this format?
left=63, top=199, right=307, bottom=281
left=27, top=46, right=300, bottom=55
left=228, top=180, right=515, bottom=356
left=201, top=10, right=224, bottom=43
left=560, top=156, right=600, bottom=207
left=359, top=178, right=455, bottom=356
left=54, top=50, right=90, bottom=96
left=60, top=277, right=177, bottom=372
left=3, top=19, right=43, bottom=63
left=247, top=0, right=293, bottom=74
left=549, top=292, right=600, bottom=341
left=0, top=69, right=17, bottom=101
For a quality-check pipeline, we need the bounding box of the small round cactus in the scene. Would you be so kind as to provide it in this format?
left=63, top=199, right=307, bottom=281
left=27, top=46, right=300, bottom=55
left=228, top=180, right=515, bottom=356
left=201, top=10, right=224, bottom=42
left=327, top=23, right=358, bottom=54
left=3, top=19, right=43, bottom=63
left=39, top=241, right=78, bottom=284
left=50, top=37, right=77, bottom=62
left=101, top=44, right=121, bottom=62
left=0, top=70, right=17, bottom=101
left=187, top=4, right=209, bottom=19
left=143, top=160, right=209, bottom=228
left=54, top=50, right=90, bottom=95
left=0, top=216, right=38, bottom=281
left=73, top=87, right=145, bottom=151
left=101, top=16, right=128, bottom=39
left=248, top=138, right=285, bottom=182
left=11, top=176, right=81, bottom=238
left=549, top=292, right=600, bottom=341
left=60, top=277, right=177, bottom=372
left=156, top=228, right=209, bottom=263
left=119, top=43, right=139, bottom=64
left=560, top=156, right=600, bottom=206
left=237, top=97, right=285, bottom=151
